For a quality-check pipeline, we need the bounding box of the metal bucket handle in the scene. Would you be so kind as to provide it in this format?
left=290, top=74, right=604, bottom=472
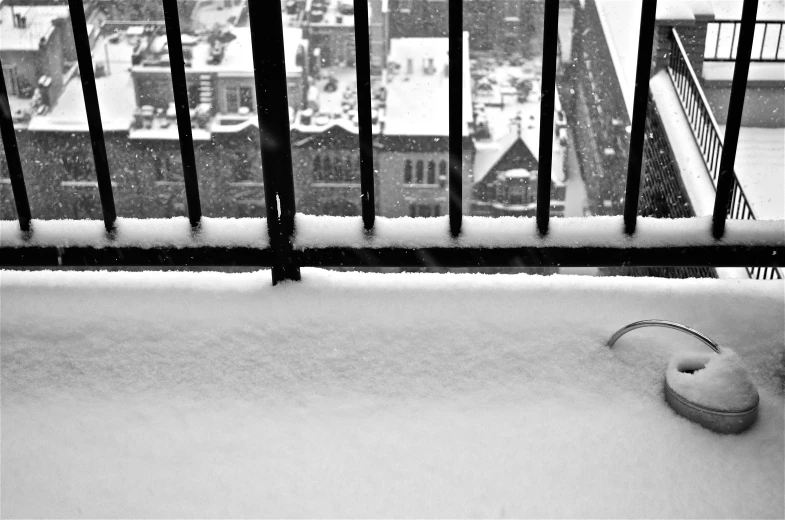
left=607, top=319, right=721, bottom=354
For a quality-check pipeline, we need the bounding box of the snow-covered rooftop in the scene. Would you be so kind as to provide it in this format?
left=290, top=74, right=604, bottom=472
left=1, top=269, right=783, bottom=517
left=26, top=37, right=137, bottom=132
left=131, top=28, right=305, bottom=78
left=383, top=33, right=472, bottom=136
left=0, top=5, right=68, bottom=51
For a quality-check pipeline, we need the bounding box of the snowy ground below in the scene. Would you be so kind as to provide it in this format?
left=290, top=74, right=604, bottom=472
left=1, top=270, right=783, bottom=518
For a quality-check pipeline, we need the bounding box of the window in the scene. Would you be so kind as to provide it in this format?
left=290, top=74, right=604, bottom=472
left=404, top=160, right=413, bottom=183
left=2, top=65, right=19, bottom=96
left=62, top=153, right=91, bottom=181
left=314, top=154, right=323, bottom=179
left=233, top=150, right=252, bottom=181
left=439, top=161, right=447, bottom=187
left=153, top=154, right=183, bottom=183
left=415, top=160, right=424, bottom=184
left=314, top=153, right=360, bottom=184
left=427, top=161, right=436, bottom=184
left=225, top=85, right=254, bottom=113
left=409, top=204, right=441, bottom=217
left=503, top=0, right=520, bottom=20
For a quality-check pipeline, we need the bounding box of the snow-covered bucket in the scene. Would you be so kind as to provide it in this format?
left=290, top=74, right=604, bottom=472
left=664, top=350, right=759, bottom=434
left=608, top=320, right=759, bottom=434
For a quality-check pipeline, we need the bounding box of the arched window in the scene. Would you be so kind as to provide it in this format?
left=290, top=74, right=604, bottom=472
left=333, top=155, right=342, bottom=179
left=404, top=160, right=413, bottom=183
left=323, top=156, right=332, bottom=181
left=313, top=154, right=322, bottom=181
left=416, top=160, right=424, bottom=184
left=439, top=160, right=447, bottom=187
left=346, top=157, right=354, bottom=182
left=427, top=161, right=436, bottom=184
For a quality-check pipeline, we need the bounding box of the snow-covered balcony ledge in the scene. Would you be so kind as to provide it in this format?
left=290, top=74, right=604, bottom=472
left=1, top=269, right=783, bottom=517
left=1, top=214, right=783, bottom=249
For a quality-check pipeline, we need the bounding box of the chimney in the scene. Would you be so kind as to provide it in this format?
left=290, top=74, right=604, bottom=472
left=14, top=14, right=28, bottom=29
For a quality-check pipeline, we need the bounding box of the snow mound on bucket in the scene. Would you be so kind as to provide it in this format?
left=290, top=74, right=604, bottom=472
left=666, top=348, right=759, bottom=412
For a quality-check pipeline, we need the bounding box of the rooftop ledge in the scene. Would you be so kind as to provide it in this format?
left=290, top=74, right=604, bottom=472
left=1, top=215, right=783, bottom=250
left=1, top=269, right=783, bottom=517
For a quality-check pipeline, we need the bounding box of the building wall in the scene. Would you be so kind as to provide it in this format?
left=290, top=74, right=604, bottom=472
left=131, top=71, right=304, bottom=114
left=388, top=0, right=448, bottom=39
left=378, top=151, right=449, bottom=217
left=566, top=0, right=629, bottom=216
left=0, top=14, right=73, bottom=104
left=309, top=26, right=355, bottom=67
left=1, top=50, right=40, bottom=96
left=369, top=0, right=387, bottom=74
left=0, top=126, right=266, bottom=221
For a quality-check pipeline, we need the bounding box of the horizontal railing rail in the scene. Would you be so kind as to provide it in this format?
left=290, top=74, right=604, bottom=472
left=705, top=20, right=784, bottom=62
left=1, top=0, right=782, bottom=283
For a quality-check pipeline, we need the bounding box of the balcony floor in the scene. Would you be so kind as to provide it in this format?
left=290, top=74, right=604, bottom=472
left=1, top=270, right=783, bottom=518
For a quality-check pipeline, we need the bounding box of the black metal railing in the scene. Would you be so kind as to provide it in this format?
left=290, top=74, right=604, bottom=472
left=1, top=0, right=783, bottom=284
left=668, top=32, right=753, bottom=213
left=668, top=30, right=748, bottom=190
left=705, top=20, right=785, bottom=62
left=668, top=27, right=781, bottom=280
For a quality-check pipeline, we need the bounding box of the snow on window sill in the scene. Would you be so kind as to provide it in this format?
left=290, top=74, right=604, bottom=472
left=61, top=181, right=119, bottom=188
left=403, top=183, right=443, bottom=189
left=229, top=181, right=264, bottom=187
left=311, top=182, right=361, bottom=189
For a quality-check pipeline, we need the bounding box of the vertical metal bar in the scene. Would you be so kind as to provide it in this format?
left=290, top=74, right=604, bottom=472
left=760, top=23, right=768, bottom=60
left=67, top=0, right=116, bottom=233
left=162, top=0, right=202, bottom=228
left=713, top=23, right=722, bottom=59
left=248, top=0, right=301, bottom=283
left=623, top=0, right=657, bottom=235
left=449, top=0, right=463, bottom=238
left=731, top=22, right=738, bottom=59
left=536, top=0, right=559, bottom=236
left=354, top=0, right=375, bottom=231
left=713, top=0, right=758, bottom=239
left=776, top=24, right=783, bottom=60
left=0, top=61, right=32, bottom=233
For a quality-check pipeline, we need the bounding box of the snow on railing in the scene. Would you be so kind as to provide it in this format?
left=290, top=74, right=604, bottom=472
left=1, top=216, right=783, bottom=271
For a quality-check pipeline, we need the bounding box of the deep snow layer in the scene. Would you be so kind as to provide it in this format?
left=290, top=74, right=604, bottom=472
left=1, top=270, right=783, bottom=518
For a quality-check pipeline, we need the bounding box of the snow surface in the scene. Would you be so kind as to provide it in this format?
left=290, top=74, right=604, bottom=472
left=1, top=215, right=783, bottom=249
left=666, top=348, right=760, bottom=411
left=649, top=71, right=719, bottom=217
left=1, top=269, right=784, bottom=518
left=718, top=126, right=785, bottom=221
